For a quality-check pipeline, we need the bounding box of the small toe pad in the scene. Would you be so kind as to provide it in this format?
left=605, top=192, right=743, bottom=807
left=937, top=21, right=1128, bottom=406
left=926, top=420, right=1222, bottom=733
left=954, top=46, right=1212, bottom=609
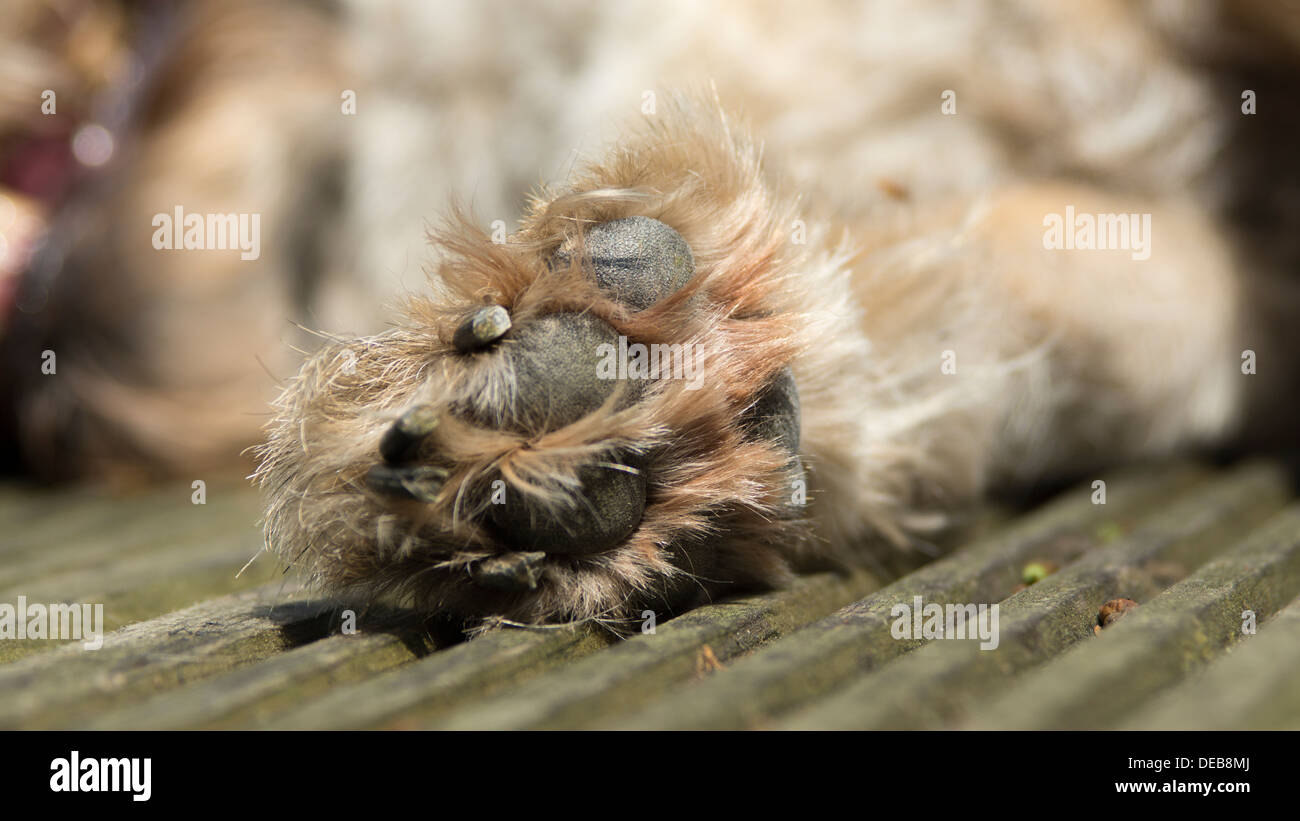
left=556, top=216, right=695, bottom=311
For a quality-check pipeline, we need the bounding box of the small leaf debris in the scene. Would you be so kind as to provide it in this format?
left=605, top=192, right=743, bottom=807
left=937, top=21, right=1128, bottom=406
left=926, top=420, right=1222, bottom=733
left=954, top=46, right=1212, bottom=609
left=1094, top=597, right=1139, bottom=634
left=1011, top=559, right=1059, bottom=593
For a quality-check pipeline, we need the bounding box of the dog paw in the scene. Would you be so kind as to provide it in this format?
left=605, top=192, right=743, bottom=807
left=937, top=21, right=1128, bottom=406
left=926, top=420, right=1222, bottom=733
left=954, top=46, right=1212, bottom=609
left=257, top=100, right=828, bottom=628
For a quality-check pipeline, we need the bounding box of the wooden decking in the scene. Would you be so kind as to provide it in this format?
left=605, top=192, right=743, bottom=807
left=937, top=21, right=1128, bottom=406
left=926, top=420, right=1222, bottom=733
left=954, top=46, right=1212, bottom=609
left=2, top=460, right=1298, bottom=730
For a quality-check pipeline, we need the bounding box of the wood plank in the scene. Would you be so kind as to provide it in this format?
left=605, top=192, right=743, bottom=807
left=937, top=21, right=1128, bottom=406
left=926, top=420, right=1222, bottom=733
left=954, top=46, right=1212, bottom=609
left=1120, top=596, right=1300, bottom=730
left=425, top=570, right=881, bottom=730
left=84, top=625, right=433, bottom=730
left=778, top=465, right=1288, bottom=729
left=6, top=460, right=1292, bottom=732
left=0, top=584, right=336, bottom=729
left=0, top=486, right=260, bottom=585
left=0, top=487, right=277, bottom=664
left=606, top=463, right=1212, bottom=729
left=266, top=622, right=614, bottom=729
left=0, top=550, right=283, bottom=665
left=961, top=503, right=1300, bottom=729
left=0, top=484, right=155, bottom=541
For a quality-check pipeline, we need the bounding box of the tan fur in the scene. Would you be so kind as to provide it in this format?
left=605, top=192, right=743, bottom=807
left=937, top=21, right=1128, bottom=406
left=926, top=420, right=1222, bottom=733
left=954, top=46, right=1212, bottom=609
left=1, top=1, right=1293, bottom=626
left=257, top=94, right=1245, bottom=626
left=258, top=99, right=820, bottom=625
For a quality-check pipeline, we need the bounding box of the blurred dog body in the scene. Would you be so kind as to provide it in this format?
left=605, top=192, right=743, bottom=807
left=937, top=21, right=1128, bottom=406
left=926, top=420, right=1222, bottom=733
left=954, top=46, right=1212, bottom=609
left=1, top=0, right=1296, bottom=493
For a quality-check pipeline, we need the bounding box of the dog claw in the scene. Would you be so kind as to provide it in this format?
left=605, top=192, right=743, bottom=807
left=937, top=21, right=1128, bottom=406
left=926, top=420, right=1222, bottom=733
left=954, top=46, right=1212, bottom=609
left=365, top=463, right=449, bottom=502
left=469, top=551, right=547, bottom=592
left=379, top=404, right=440, bottom=464
left=556, top=216, right=695, bottom=311
left=453, top=305, right=512, bottom=352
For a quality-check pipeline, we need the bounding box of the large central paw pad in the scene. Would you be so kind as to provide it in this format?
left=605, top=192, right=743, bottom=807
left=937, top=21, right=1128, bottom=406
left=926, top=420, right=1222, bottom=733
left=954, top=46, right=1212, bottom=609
left=476, top=311, right=632, bottom=431
left=488, top=460, right=648, bottom=555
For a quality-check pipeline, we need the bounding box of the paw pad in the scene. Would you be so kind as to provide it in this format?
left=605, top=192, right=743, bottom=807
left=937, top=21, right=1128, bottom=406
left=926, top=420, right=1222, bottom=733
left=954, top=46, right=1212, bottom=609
left=488, top=459, right=647, bottom=555
left=555, top=216, right=695, bottom=311
left=366, top=220, right=796, bottom=564
left=490, top=311, right=637, bottom=431
left=742, top=367, right=805, bottom=515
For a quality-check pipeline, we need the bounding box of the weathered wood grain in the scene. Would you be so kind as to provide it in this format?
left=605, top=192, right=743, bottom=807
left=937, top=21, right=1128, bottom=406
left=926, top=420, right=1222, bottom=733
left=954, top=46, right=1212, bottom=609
left=0, top=487, right=279, bottom=664
left=265, top=621, right=613, bottom=729
left=962, top=502, right=1300, bottom=729
left=4, top=460, right=1296, bottom=731
left=424, top=569, right=881, bottom=730
left=0, top=485, right=259, bottom=585
left=1120, top=596, right=1300, bottom=730
left=0, top=553, right=282, bottom=665
left=84, top=624, right=434, bottom=730
left=0, top=483, right=167, bottom=546
left=778, top=463, right=1288, bottom=729
left=607, top=463, right=1210, bottom=729
left=0, top=584, right=336, bottom=729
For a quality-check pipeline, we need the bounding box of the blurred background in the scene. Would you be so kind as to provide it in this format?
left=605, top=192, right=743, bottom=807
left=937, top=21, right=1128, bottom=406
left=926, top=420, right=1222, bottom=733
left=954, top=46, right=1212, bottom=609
left=1, top=0, right=1299, bottom=486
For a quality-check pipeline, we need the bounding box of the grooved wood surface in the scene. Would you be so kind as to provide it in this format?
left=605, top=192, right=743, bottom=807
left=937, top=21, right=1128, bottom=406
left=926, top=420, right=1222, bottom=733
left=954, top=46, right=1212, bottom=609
left=2, top=462, right=1295, bottom=730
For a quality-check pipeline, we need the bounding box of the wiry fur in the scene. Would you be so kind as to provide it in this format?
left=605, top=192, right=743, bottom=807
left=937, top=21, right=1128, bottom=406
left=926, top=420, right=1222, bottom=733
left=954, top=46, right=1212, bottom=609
left=258, top=99, right=828, bottom=626
left=2, top=1, right=1293, bottom=627
left=257, top=94, right=1245, bottom=627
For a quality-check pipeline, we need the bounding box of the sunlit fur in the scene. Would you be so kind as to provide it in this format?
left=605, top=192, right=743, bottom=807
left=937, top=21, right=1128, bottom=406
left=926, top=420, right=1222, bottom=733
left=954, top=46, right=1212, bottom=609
left=2, top=0, right=1294, bottom=628
left=257, top=95, right=1243, bottom=627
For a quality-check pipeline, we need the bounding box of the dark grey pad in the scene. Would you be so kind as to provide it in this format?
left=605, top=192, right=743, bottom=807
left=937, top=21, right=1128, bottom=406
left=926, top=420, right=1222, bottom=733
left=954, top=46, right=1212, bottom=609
left=488, top=458, right=647, bottom=555
left=741, top=366, right=801, bottom=454
left=741, top=367, right=806, bottom=518
left=555, top=216, right=695, bottom=311
left=495, top=311, right=636, bottom=431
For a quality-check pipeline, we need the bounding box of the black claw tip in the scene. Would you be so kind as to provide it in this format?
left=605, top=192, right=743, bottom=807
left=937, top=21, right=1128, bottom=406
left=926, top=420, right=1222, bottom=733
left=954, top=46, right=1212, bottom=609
left=365, top=463, right=449, bottom=502
left=453, top=305, right=512, bottom=352
left=468, top=551, right=547, bottom=592
left=379, top=404, right=440, bottom=464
